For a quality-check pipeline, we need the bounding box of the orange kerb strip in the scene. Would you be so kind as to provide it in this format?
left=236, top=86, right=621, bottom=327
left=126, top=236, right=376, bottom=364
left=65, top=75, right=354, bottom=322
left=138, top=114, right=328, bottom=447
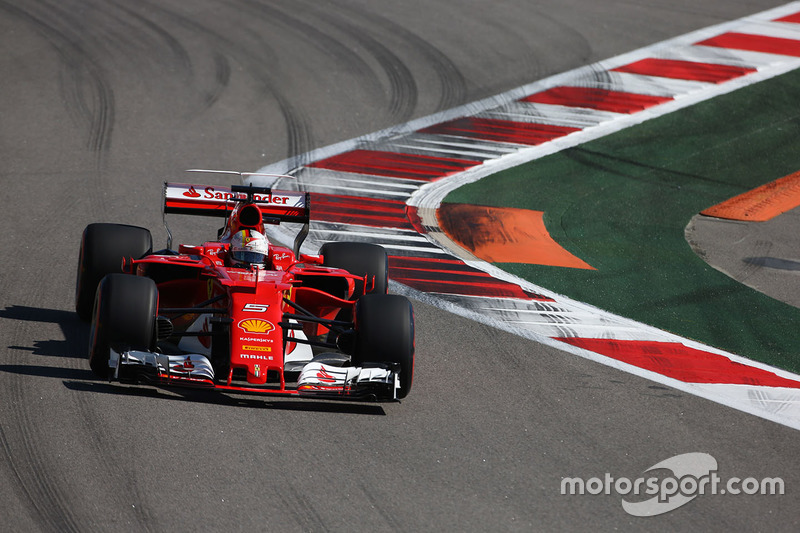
left=437, top=203, right=595, bottom=269
left=701, top=171, right=800, bottom=222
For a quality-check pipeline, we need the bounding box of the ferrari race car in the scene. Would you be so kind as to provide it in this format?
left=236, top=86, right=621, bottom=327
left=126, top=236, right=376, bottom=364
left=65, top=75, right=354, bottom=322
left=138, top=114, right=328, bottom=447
left=75, top=172, right=414, bottom=401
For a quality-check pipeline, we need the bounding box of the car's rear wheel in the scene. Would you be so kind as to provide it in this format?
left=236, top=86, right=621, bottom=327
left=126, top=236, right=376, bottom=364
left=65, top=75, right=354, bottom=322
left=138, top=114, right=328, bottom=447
left=76, top=223, right=153, bottom=321
left=321, top=242, right=388, bottom=297
left=89, top=274, right=158, bottom=378
left=353, top=294, right=414, bottom=399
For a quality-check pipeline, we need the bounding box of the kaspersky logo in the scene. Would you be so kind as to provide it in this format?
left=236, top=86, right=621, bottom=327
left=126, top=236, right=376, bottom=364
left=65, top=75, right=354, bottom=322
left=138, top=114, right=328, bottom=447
left=238, top=319, right=274, bottom=334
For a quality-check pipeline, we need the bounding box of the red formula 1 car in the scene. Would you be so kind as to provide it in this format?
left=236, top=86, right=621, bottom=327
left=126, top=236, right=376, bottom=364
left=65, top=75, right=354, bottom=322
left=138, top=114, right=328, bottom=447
left=75, top=173, right=414, bottom=401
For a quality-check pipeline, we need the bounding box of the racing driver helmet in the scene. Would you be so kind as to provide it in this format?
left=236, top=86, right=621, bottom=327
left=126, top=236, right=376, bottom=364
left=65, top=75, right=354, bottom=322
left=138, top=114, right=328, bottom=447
left=229, top=229, right=270, bottom=267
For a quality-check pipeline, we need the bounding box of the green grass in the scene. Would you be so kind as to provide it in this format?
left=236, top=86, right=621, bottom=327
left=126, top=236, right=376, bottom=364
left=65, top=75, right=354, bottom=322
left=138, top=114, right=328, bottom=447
left=445, top=68, right=800, bottom=372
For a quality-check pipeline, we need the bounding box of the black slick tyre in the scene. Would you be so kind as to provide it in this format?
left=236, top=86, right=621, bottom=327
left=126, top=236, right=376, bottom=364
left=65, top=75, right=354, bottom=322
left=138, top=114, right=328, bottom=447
left=89, top=274, right=157, bottom=378
left=75, top=223, right=153, bottom=321
left=354, top=294, right=414, bottom=399
left=321, top=242, right=388, bottom=297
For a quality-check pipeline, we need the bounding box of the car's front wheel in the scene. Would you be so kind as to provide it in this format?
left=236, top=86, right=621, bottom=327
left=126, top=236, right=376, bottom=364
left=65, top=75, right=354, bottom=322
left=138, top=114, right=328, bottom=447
left=353, top=293, right=414, bottom=399
left=89, top=274, right=158, bottom=378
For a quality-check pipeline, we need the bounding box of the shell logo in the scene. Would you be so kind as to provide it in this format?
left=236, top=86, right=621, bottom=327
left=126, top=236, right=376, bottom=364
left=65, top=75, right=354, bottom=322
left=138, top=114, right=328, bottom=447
left=238, top=319, right=274, bottom=334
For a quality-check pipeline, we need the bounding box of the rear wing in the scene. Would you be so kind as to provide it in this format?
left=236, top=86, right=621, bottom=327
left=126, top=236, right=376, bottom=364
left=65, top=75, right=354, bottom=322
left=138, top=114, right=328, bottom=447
left=163, top=183, right=309, bottom=223
left=162, top=181, right=311, bottom=256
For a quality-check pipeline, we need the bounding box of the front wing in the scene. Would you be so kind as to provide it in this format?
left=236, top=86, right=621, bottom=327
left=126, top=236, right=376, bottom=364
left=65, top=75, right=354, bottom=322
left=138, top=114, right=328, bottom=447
left=108, top=349, right=401, bottom=401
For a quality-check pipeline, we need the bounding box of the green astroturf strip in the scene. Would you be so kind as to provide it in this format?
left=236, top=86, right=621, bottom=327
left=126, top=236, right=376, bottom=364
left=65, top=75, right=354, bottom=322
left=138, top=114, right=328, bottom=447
left=445, top=68, right=800, bottom=372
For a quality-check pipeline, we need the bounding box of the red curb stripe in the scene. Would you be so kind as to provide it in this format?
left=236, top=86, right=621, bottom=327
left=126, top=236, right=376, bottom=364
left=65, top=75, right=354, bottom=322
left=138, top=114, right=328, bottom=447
left=308, top=149, right=478, bottom=180
left=311, top=193, right=413, bottom=229
left=389, top=255, right=490, bottom=272
left=388, top=255, right=554, bottom=301
left=392, top=275, right=549, bottom=300
left=698, top=32, right=800, bottom=57
left=420, top=117, right=579, bottom=146
left=776, top=11, right=800, bottom=24
left=521, top=86, right=674, bottom=113
left=558, top=338, right=800, bottom=388
left=390, top=262, right=508, bottom=281
left=612, top=58, right=757, bottom=83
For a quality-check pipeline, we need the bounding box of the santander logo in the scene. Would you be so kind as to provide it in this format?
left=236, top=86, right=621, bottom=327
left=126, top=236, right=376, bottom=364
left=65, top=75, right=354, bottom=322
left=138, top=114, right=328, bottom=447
left=183, top=186, right=201, bottom=198
left=316, top=368, right=337, bottom=383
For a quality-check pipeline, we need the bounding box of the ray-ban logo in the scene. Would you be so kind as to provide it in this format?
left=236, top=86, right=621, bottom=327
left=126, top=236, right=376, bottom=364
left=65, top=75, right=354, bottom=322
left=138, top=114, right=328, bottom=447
left=560, top=453, right=784, bottom=516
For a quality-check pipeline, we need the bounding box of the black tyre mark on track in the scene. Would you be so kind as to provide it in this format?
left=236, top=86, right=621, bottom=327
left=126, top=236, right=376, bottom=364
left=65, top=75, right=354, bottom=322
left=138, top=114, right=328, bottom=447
left=71, top=384, right=158, bottom=531
left=0, top=0, right=115, bottom=162
left=291, top=0, right=421, bottom=121
left=0, top=328, right=84, bottom=531
left=234, top=0, right=382, bottom=87
left=206, top=52, right=232, bottom=109
left=276, top=483, right=329, bottom=531
left=326, top=14, right=419, bottom=121
left=527, top=8, right=593, bottom=77
left=335, top=4, right=468, bottom=113
left=227, top=0, right=405, bottom=155
left=109, top=0, right=193, bottom=79
left=135, top=0, right=315, bottom=159
left=0, top=302, right=156, bottom=532
left=0, top=424, right=82, bottom=533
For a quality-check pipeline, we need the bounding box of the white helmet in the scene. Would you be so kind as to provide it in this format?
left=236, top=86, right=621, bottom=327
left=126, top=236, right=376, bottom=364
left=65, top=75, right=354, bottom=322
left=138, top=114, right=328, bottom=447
left=229, top=229, right=269, bottom=266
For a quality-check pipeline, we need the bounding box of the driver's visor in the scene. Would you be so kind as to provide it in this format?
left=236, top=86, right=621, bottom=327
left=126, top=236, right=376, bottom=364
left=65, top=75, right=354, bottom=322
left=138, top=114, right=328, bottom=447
left=231, top=250, right=267, bottom=264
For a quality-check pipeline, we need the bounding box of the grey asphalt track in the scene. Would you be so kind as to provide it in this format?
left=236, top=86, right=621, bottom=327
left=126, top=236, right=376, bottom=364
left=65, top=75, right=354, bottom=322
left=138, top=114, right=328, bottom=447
left=688, top=208, right=800, bottom=309
left=1, top=1, right=798, bottom=531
